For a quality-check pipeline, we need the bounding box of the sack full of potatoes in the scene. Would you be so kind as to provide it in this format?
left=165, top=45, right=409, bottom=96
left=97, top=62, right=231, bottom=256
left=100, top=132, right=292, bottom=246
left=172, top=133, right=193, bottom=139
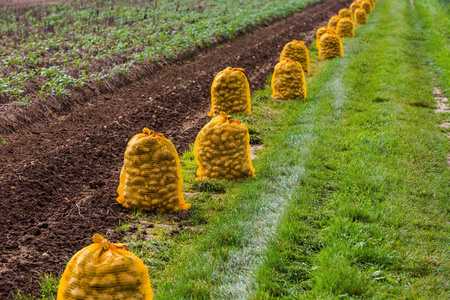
left=361, top=1, right=372, bottom=13
left=339, top=8, right=352, bottom=19
left=194, top=112, right=255, bottom=180
left=271, top=58, right=306, bottom=100
left=279, top=40, right=310, bottom=75
left=355, top=8, right=367, bottom=24
left=350, top=2, right=362, bottom=20
left=208, top=67, right=252, bottom=117
left=319, top=31, right=344, bottom=59
left=117, top=128, right=190, bottom=213
left=57, top=234, right=153, bottom=300
left=316, top=26, right=336, bottom=58
left=337, top=17, right=355, bottom=38
left=328, top=15, right=341, bottom=29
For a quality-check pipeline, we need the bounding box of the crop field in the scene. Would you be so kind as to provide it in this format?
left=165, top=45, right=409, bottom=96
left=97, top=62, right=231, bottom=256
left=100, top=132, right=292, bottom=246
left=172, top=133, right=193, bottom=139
left=0, top=0, right=315, bottom=102
left=1, top=0, right=449, bottom=299
left=0, top=0, right=320, bottom=133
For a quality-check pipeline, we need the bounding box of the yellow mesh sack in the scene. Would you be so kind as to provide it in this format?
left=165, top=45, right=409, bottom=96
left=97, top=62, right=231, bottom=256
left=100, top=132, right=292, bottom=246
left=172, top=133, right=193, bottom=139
left=350, top=2, right=362, bottom=20
left=337, top=17, right=355, bottom=38
left=116, top=128, right=190, bottom=213
left=207, top=67, right=252, bottom=117
left=194, top=112, right=255, bottom=180
left=368, top=0, right=375, bottom=8
left=279, top=40, right=310, bottom=75
left=57, top=234, right=153, bottom=300
left=355, top=8, right=367, bottom=24
left=316, top=26, right=336, bottom=58
left=319, top=32, right=344, bottom=59
left=316, top=27, right=327, bottom=57
left=328, top=15, right=341, bottom=29
left=271, top=58, right=306, bottom=100
left=361, top=1, right=372, bottom=13
left=339, top=8, right=352, bottom=19
left=316, top=26, right=328, bottom=41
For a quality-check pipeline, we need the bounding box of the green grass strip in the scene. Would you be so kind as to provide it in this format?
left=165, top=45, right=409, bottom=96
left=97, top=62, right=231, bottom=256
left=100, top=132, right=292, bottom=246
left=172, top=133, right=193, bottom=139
left=413, top=0, right=450, bottom=95
left=253, top=0, right=450, bottom=298
left=157, top=85, right=321, bottom=298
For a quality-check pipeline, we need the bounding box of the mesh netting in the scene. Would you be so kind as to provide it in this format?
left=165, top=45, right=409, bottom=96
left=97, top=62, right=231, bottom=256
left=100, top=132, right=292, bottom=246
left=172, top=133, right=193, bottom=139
left=316, top=26, right=336, bottom=58
left=319, top=32, right=344, bottom=59
left=57, top=234, right=153, bottom=300
left=350, top=2, right=362, bottom=21
left=117, top=128, right=190, bottom=213
left=339, top=8, right=352, bottom=19
left=362, top=1, right=372, bottom=13
left=355, top=8, right=367, bottom=24
left=328, top=15, right=342, bottom=29
left=208, top=67, right=252, bottom=117
left=194, top=112, right=255, bottom=180
left=279, top=40, right=310, bottom=75
left=337, top=17, right=355, bottom=38
left=271, top=59, right=306, bottom=100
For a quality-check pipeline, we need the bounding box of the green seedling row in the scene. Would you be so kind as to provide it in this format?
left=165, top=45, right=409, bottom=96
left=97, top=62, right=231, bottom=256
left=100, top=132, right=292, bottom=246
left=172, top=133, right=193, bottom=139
left=0, top=0, right=318, bottom=105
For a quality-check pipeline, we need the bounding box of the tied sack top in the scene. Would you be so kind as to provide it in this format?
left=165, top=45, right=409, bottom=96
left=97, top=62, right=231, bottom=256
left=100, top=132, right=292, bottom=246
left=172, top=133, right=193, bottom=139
left=57, top=234, right=153, bottom=300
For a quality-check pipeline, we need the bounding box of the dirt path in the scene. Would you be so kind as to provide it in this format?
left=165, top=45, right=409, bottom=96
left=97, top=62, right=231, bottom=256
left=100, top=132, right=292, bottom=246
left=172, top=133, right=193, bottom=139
left=0, top=0, right=352, bottom=296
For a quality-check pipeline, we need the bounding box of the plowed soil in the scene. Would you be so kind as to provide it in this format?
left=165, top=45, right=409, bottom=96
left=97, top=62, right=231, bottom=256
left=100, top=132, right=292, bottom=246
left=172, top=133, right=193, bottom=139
left=0, top=0, right=352, bottom=297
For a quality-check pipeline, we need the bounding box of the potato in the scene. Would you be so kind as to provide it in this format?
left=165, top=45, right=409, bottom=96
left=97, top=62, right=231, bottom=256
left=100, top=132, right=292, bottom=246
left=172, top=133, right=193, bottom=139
left=211, top=134, right=221, bottom=144
left=130, top=176, right=146, bottom=185
left=67, top=287, right=86, bottom=298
